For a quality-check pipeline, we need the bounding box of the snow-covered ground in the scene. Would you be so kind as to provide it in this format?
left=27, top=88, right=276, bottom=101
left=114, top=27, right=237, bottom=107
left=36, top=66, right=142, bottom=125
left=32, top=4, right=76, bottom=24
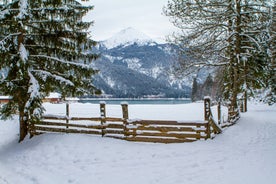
left=0, top=102, right=275, bottom=184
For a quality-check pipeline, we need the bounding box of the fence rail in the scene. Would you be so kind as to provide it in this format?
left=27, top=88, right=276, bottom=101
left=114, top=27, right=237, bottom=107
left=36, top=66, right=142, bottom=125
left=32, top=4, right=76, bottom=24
left=31, top=97, right=240, bottom=143
left=126, top=119, right=209, bottom=143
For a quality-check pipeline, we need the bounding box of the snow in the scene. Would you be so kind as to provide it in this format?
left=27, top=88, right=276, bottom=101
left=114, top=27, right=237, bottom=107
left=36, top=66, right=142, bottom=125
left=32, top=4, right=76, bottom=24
left=46, top=92, right=61, bottom=99
left=33, top=70, right=74, bottom=86
left=0, top=102, right=275, bottom=184
left=102, top=27, right=155, bottom=49
left=106, top=76, right=116, bottom=88
left=0, top=96, right=11, bottom=100
left=124, top=58, right=141, bottom=70
left=19, top=43, right=28, bottom=63
left=0, top=9, right=10, bottom=19
left=104, top=55, right=123, bottom=63
left=25, top=71, right=41, bottom=112
left=42, top=102, right=206, bottom=121
left=151, top=65, right=163, bottom=78
left=16, top=0, right=28, bottom=20
left=27, top=71, right=40, bottom=100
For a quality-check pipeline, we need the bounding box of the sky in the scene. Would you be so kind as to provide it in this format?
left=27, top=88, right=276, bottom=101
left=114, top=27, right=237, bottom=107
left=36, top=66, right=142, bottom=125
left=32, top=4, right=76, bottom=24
left=79, top=0, right=176, bottom=42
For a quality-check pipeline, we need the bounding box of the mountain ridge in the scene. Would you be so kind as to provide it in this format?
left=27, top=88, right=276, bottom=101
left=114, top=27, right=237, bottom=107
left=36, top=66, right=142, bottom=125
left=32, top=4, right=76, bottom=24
left=91, top=28, right=192, bottom=98
left=101, top=27, right=158, bottom=49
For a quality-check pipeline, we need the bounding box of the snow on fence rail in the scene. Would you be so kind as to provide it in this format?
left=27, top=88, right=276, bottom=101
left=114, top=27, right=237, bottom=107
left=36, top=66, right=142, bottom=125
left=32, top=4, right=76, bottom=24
left=31, top=98, right=239, bottom=143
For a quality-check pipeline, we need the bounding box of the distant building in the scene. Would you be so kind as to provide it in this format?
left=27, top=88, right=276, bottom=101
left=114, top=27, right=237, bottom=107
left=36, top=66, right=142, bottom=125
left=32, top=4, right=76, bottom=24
left=0, top=96, right=11, bottom=104
left=0, top=93, right=64, bottom=104
left=43, top=92, right=62, bottom=103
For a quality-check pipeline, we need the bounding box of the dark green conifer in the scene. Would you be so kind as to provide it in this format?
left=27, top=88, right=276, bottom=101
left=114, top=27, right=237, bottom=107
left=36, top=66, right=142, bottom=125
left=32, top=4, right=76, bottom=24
left=0, top=0, right=99, bottom=142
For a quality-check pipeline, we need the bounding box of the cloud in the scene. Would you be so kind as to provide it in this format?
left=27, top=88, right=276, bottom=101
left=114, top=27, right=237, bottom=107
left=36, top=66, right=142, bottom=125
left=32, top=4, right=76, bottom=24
left=80, top=0, right=176, bottom=41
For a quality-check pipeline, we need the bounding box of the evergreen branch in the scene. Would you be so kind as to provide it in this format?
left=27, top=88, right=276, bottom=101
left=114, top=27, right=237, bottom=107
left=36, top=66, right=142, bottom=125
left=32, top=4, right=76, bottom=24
left=24, top=70, right=42, bottom=112
left=29, top=55, right=93, bottom=69
left=0, top=33, right=20, bottom=52
left=31, top=70, right=74, bottom=86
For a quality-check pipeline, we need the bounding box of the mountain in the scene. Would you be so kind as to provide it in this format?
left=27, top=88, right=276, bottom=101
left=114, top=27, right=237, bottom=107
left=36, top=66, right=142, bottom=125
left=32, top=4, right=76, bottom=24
left=102, top=27, right=154, bottom=49
left=91, top=28, right=192, bottom=98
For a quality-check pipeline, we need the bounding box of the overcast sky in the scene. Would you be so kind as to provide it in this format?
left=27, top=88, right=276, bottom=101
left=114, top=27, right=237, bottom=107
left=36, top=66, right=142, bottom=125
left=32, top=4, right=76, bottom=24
left=80, top=0, right=176, bottom=42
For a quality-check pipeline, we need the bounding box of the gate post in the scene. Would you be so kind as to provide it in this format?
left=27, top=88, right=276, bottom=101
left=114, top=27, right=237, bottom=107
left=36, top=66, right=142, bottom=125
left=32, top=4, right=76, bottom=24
left=204, top=97, right=211, bottom=139
left=217, top=100, right=221, bottom=125
left=204, top=97, right=211, bottom=121
left=239, top=98, right=244, bottom=113
left=121, top=102, right=129, bottom=138
left=66, top=103, right=69, bottom=129
left=100, top=101, right=106, bottom=137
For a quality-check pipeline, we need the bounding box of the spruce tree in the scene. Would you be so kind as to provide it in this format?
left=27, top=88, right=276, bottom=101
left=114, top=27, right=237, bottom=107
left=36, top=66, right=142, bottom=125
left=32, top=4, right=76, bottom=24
left=0, top=0, right=99, bottom=142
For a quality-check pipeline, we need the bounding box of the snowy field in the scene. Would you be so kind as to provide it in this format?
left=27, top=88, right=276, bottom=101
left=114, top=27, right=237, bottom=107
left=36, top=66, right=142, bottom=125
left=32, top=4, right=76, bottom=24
left=0, top=102, right=275, bottom=184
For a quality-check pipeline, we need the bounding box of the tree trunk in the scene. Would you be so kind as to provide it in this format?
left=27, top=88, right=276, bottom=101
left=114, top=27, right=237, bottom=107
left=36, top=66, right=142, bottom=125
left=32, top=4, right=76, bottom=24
left=244, top=91, right=247, bottom=112
left=19, top=105, right=29, bottom=142
left=231, top=67, right=238, bottom=109
left=231, top=0, right=242, bottom=110
left=17, top=29, right=29, bottom=142
left=243, top=59, right=248, bottom=112
left=227, top=0, right=238, bottom=110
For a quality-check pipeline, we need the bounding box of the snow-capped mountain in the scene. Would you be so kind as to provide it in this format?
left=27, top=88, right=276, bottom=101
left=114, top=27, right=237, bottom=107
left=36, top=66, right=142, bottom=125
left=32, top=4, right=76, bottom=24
left=91, top=28, right=192, bottom=98
left=102, top=27, right=155, bottom=49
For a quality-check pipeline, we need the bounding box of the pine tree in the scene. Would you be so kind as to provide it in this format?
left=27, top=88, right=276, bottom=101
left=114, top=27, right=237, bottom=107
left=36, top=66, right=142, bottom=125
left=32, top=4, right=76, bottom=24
left=0, top=0, right=99, bottom=142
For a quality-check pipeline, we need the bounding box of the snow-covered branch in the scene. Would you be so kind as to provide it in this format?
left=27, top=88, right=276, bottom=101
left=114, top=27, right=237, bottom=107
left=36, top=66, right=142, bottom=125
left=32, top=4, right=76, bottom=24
left=240, top=33, right=262, bottom=51
left=32, top=70, right=74, bottom=87
left=29, top=55, right=92, bottom=69
left=25, top=70, right=41, bottom=111
left=19, top=43, right=28, bottom=62
left=0, top=9, right=10, bottom=19
left=0, top=33, right=20, bottom=51
left=16, top=0, right=28, bottom=20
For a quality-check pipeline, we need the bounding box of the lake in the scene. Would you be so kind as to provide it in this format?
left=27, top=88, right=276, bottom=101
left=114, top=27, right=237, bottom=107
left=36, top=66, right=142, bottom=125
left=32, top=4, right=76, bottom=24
left=79, top=98, right=191, bottom=105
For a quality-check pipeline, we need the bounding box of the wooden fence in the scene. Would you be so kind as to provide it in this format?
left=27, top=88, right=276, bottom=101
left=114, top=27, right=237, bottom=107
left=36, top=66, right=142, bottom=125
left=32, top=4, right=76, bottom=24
left=31, top=97, right=239, bottom=143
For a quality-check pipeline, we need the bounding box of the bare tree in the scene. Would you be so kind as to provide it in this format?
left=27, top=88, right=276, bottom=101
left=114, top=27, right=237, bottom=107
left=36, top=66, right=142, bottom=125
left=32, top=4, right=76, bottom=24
left=164, top=0, right=275, bottom=108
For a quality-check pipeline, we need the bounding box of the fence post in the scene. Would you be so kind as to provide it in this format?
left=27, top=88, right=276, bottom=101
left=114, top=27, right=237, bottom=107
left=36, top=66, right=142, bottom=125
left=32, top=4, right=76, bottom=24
left=204, top=97, right=211, bottom=139
left=100, top=101, right=106, bottom=137
left=121, top=102, right=129, bottom=138
left=239, top=99, right=244, bottom=113
left=228, top=102, right=234, bottom=123
left=217, top=100, right=221, bottom=125
left=66, top=103, right=69, bottom=129
left=204, top=97, right=211, bottom=121
left=29, top=116, right=35, bottom=138
left=244, top=91, right=247, bottom=112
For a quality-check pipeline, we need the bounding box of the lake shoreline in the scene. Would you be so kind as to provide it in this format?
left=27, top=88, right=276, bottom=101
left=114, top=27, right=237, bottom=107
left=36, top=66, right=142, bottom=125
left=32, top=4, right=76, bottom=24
left=78, top=98, right=191, bottom=105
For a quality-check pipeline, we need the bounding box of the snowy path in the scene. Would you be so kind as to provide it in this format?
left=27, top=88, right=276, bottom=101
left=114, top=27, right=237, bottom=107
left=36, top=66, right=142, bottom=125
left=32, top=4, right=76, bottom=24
left=0, top=103, right=275, bottom=184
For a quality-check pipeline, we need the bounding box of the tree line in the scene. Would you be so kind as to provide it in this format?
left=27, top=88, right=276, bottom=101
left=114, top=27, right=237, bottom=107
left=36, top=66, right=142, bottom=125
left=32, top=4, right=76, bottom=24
left=191, top=74, right=221, bottom=102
